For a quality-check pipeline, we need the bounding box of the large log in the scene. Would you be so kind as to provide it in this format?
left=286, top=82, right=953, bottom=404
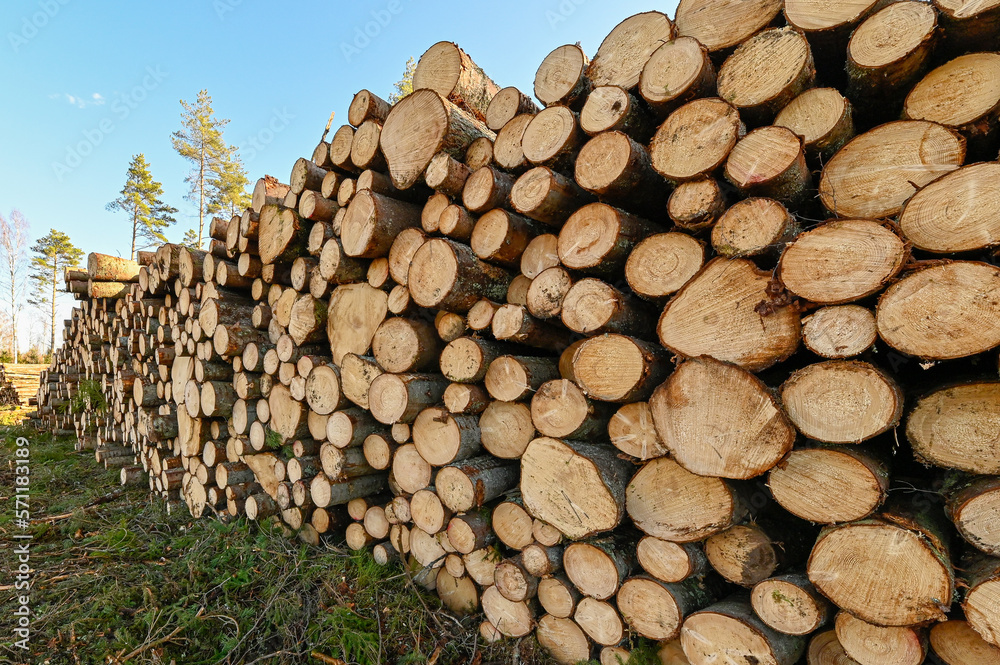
left=380, top=89, right=494, bottom=190
left=520, top=437, right=633, bottom=540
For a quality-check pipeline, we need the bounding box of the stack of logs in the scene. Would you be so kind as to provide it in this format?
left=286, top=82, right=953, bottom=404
left=32, top=1, right=1000, bottom=663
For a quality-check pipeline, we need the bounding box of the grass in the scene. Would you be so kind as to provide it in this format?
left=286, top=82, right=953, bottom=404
left=0, top=423, right=562, bottom=665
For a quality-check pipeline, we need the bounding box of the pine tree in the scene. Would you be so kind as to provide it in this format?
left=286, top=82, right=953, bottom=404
left=28, top=229, right=83, bottom=353
left=106, top=154, right=178, bottom=259
left=207, top=150, right=251, bottom=218
left=171, top=90, right=236, bottom=250
left=388, top=57, right=416, bottom=104
left=181, top=228, right=200, bottom=249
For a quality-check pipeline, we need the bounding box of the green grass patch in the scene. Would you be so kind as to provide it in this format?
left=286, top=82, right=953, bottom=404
left=0, top=426, right=563, bottom=665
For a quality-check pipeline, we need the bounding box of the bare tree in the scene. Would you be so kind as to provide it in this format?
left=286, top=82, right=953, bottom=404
left=0, top=209, right=30, bottom=362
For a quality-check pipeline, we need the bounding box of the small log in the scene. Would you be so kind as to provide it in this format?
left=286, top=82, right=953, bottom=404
left=340, top=190, right=421, bottom=259
left=907, top=382, right=1000, bottom=474
left=768, top=443, right=890, bottom=524
left=835, top=611, right=926, bottom=665
left=408, top=238, right=513, bottom=313
left=368, top=372, right=449, bottom=424
left=412, top=41, right=500, bottom=122
left=436, top=455, right=519, bottom=513
left=521, top=105, right=584, bottom=172
left=640, top=36, right=715, bottom=117
left=492, top=113, right=534, bottom=172
left=511, top=166, right=592, bottom=227
left=424, top=152, right=471, bottom=198
left=667, top=176, right=727, bottom=232
left=775, top=87, right=855, bottom=160
left=480, top=400, right=535, bottom=459
left=486, top=86, right=539, bottom=131
left=650, top=98, right=743, bottom=183
left=681, top=597, right=806, bottom=665
left=484, top=355, right=560, bottom=403
left=675, top=0, right=784, bottom=52
left=580, top=86, right=655, bottom=140
left=780, top=360, right=902, bottom=444
left=801, top=305, right=878, bottom=359
left=558, top=203, right=661, bottom=277
left=572, top=334, right=669, bottom=403
left=725, top=127, right=811, bottom=205
left=625, top=232, right=704, bottom=302
left=561, top=278, right=656, bottom=339
left=348, top=89, right=391, bottom=127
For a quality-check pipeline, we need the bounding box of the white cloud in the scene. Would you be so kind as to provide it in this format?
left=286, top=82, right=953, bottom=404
left=50, top=92, right=106, bottom=108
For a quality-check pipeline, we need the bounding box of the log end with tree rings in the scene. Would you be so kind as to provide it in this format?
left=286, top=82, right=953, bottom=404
left=779, top=360, right=902, bottom=444
left=929, top=620, right=1000, bottom=664
left=946, top=476, right=1000, bottom=557
left=530, top=378, right=598, bottom=440
left=639, top=36, right=714, bottom=116
left=774, top=87, right=854, bottom=159
left=650, top=356, right=796, bottom=479
left=711, top=197, right=795, bottom=259
left=666, top=177, right=727, bottom=232
left=769, top=445, right=888, bottom=524
left=750, top=575, right=831, bottom=637
left=485, top=86, right=538, bottom=133
left=650, top=98, right=743, bottom=182
left=526, top=266, right=573, bottom=321
left=608, top=401, right=667, bottom=461
left=779, top=219, right=907, bottom=306
left=572, top=334, right=667, bottom=403
left=436, top=570, right=479, bottom=616
left=480, top=400, right=535, bottom=459
left=574, top=596, right=624, bottom=646
left=481, top=585, right=534, bottom=638
left=807, top=518, right=954, bottom=626
left=705, top=524, right=779, bottom=587
left=801, top=305, right=877, bottom=359
left=877, top=262, right=1000, bottom=361
left=847, top=2, right=938, bottom=93
left=834, top=611, right=927, bottom=665
left=534, top=43, right=590, bottom=108
left=522, top=105, right=581, bottom=168
left=898, top=162, right=1000, bottom=254
left=724, top=126, right=810, bottom=205
left=626, top=457, right=747, bottom=543
left=818, top=121, right=964, bottom=219
left=587, top=11, right=675, bottom=90
left=675, top=0, right=784, bottom=52
left=536, top=614, right=591, bottom=665
left=680, top=597, right=807, bottom=665
left=783, top=0, right=883, bottom=33
left=906, top=382, right=1000, bottom=475
left=493, top=113, right=533, bottom=172
left=520, top=437, right=631, bottom=540
left=636, top=537, right=704, bottom=584
left=412, top=406, right=479, bottom=466
left=380, top=88, right=492, bottom=190
left=717, top=27, right=815, bottom=125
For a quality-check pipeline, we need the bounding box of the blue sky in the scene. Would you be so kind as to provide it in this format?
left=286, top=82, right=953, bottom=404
left=0, top=0, right=677, bottom=346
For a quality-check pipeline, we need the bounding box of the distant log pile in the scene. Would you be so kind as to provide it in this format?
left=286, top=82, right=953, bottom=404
left=30, top=1, right=1000, bottom=662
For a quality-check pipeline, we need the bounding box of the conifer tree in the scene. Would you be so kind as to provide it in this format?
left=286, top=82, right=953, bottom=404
left=28, top=229, right=83, bottom=353
left=171, top=90, right=248, bottom=249
left=388, top=57, right=416, bottom=103
left=106, top=154, right=178, bottom=259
